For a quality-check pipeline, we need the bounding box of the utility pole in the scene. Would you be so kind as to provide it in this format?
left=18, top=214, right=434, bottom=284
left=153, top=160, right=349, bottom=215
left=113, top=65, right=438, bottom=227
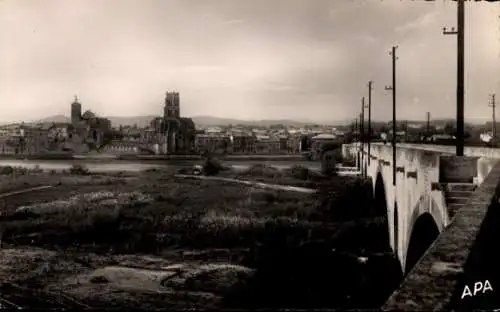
left=443, top=0, right=465, bottom=156
left=359, top=112, right=362, bottom=169
left=367, top=81, right=373, bottom=165
left=490, top=93, right=496, bottom=146
left=361, top=97, right=365, bottom=178
left=404, top=120, right=408, bottom=142
left=385, top=45, right=398, bottom=187
left=355, top=118, right=358, bottom=142
left=426, top=112, right=431, bottom=140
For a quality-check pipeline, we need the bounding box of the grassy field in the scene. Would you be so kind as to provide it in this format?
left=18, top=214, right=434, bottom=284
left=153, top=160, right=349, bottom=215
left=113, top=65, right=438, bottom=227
left=0, top=163, right=400, bottom=309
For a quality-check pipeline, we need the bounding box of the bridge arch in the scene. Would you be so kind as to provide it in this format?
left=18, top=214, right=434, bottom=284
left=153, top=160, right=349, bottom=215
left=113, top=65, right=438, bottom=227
left=373, top=172, right=391, bottom=251
left=405, top=212, right=440, bottom=275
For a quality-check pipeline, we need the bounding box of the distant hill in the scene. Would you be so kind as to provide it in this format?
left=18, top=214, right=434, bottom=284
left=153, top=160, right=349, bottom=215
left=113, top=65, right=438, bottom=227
left=37, top=115, right=70, bottom=123
left=11, top=114, right=488, bottom=128
left=36, top=115, right=156, bottom=128
left=33, top=114, right=348, bottom=128
left=189, top=115, right=338, bottom=128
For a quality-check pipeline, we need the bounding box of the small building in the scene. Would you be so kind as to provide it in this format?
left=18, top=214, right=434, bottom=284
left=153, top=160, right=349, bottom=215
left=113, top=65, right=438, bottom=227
left=230, top=133, right=256, bottom=154
left=287, top=135, right=301, bottom=154
left=278, top=135, right=288, bottom=152
left=254, top=135, right=280, bottom=154
left=195, top=133, right=230, bottom=154
left=311, top=133, right=338, bottom=160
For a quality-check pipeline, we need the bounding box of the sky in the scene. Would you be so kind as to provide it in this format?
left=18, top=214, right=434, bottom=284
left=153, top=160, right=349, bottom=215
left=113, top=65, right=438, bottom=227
left=0, top=0, right=499, bottom=123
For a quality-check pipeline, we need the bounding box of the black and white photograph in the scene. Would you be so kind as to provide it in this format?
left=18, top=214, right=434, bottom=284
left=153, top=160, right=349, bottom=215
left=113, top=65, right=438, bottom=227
left=0, top=0, right=499, bottom=310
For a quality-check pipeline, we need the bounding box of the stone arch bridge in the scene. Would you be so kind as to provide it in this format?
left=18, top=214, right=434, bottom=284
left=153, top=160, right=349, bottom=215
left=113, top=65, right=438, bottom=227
left=341, top=143, right=500, bottom=275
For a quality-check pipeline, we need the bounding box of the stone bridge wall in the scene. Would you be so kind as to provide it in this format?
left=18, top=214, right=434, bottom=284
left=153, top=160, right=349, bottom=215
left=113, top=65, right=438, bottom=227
left=383, top=162, right=500, bottom=311
left=342, top=143, right=500, bottom=310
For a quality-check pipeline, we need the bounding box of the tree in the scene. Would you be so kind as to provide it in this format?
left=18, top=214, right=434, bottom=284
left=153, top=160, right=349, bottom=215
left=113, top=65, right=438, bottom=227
left=444, top=123, right=456, bottom=136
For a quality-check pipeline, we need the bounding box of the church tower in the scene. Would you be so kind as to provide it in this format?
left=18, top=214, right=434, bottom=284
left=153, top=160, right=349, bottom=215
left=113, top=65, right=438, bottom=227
left=164, top=91, right=180, bottom=118
left=71, top=95, right=82, bottom=125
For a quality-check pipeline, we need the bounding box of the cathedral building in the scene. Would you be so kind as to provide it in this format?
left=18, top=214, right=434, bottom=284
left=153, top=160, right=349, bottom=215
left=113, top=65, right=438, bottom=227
left=151, top=91, right=195, bottom=154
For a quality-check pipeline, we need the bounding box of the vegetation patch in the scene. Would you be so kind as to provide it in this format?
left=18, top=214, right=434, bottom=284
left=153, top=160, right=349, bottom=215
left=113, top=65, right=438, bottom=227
left=0, top=167, right=398, bottom=309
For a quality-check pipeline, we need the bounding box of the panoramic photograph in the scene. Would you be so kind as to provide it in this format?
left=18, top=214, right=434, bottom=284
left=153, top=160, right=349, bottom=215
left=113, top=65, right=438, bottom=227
left=0, top=0, right=499, bottom=310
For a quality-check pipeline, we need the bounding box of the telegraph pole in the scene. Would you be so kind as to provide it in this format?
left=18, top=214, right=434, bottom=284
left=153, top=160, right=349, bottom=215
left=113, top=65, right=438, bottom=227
left=385, top=45, right=398, bottom=187
left=404, top=120, right=408, bottom=142
left=367, top=81, right=373, bottom=165
left=490, top=94, right=497, bottom=146
left=361, top=97, right=366, bottom=178
left=426, top=112, right=431, bottom=140
left=443, top=0, right=465, bottom=156
left=355, top=118, right=358, bottom=142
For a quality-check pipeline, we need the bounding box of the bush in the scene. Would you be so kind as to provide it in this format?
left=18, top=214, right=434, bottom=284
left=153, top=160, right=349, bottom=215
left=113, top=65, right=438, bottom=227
left=0, top=166, right=14, bottom=175
left=33, top=165, right=44, bottom=173
left=315, top=177, right=374, bottom=222
left=287, top=165, right=310, bottom=180
left=244, top=164, right=282, bottom=179
left=202, top=158, right=226, bottom=176
left=69, top=164, right=90, bottom=175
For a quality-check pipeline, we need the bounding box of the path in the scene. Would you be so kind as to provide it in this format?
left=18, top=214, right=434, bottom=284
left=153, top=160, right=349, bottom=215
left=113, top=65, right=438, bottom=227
left=174, top=174, right=318, bottom=194
left=0, top=186, right=54, bottom=199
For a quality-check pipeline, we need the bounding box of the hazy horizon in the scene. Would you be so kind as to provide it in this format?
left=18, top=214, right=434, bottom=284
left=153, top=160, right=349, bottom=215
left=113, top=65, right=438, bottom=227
left=1, top=0, right=499, bottom=124
left=3, top=113, right=491, bottom=128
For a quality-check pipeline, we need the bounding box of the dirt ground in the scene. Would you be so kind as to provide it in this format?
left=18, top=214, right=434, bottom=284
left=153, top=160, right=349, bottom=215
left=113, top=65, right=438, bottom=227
left=0, top=164, right=397, bottom=309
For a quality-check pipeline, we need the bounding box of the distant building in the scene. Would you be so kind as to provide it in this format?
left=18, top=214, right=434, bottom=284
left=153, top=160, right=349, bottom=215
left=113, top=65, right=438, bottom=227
left=311, top=133, right=338, bottom=160
left=480, top=132, right=493, bottom=143
left=69, top=96, right=112, bottom=151
left=149, top=91, right=196, bottom=154
left=230, top=133, right=256, bottom=154
left=195, top=133, right=230, bottom=154
left=254, top=135, right=280, bottom=154
left=287, top=134, right=301, bottom=154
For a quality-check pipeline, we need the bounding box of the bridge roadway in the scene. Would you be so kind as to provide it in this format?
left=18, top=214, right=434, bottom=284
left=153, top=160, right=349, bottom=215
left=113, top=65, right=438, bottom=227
left=341, top=142, right=500, bottom=310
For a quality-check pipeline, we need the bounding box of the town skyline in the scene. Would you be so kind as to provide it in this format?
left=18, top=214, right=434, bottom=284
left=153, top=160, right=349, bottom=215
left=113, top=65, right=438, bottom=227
left=1, top=0, right=499, bottom=123
left=1, top=112, right=494, bottom=129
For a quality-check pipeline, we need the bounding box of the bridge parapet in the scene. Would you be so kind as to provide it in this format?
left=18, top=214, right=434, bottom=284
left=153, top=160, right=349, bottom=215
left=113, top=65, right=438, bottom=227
left=343, top=143, right=498, bottom=185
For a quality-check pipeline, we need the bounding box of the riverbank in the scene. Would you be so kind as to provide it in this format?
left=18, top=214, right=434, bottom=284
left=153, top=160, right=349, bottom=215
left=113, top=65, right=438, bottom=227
left=0, top=153, right=307, bottom=162
left=0, top=158, right=321, bottom=175
left=0, top=165, right=400, bottom=309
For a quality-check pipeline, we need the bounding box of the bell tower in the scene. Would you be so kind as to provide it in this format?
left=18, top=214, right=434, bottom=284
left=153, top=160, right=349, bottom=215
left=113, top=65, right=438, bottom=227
left=71, top=95, right=82, bottom=125
left=164, top=91, right=180, bottom=118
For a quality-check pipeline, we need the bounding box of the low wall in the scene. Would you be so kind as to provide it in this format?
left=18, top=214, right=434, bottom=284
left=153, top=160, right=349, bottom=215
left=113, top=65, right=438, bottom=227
left=439, top=156, right=478, bottom=183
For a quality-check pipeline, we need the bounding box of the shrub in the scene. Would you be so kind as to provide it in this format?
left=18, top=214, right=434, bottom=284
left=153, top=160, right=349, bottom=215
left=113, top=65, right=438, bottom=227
left=202, top=157, right=225, bottom=176
left=69, top=164, right=90, bottom=175
left=287, top=165, right=310, bottom=180
left=0, top=166, right=14, bottom=175
left=33, top=165, right=44, bottom=173
left=244, top=164, right=282, bottom=179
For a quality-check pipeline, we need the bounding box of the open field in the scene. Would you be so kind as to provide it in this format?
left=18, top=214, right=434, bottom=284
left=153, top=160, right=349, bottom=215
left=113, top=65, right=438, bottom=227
left=0, top=163, right=400, bottom=309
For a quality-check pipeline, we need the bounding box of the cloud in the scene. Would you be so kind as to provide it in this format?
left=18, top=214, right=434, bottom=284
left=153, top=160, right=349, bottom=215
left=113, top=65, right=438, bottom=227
left=0, top=0, right=498, bottom=123
left=222, top=19, right=245, bottom=25
left=395, top=11, right=439, bottom=34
